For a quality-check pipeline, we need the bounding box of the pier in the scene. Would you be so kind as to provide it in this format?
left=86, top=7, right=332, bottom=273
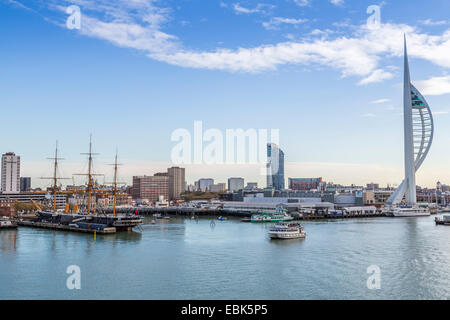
left=103, top=207, right=386, bottom=220
left=17, top=220, right=116, bottom=234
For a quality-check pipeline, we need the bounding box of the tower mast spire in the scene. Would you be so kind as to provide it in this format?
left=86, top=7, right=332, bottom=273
left=387, top=35, right=434, bottom=208
left=403, top=35, right=416, bottom=205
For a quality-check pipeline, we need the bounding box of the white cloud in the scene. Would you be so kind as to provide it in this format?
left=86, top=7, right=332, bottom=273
left=433, top=111, right=449, bottom=115
left=415, top=75, right=450, bottom=95
left=232, top=3, right=275, bottom=15
left=262, top=17, right=308, bottom=30
left=420, top=19, right=448, bottom=26
left=358, top=69, right=394, bottom=85
left=371, top=98, right=390, bottom=104
left=293, top=0, right=309, bottom=7
left=330, top=0, right=344, bottom=6
left=11, top=1, right=450, bottom=86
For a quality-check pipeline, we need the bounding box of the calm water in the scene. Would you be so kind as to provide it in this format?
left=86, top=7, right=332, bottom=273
left=1, top=216, right=449, bottom=300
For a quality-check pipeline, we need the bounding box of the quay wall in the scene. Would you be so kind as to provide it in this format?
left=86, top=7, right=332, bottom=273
left=104, top=207, right=386, bottom=220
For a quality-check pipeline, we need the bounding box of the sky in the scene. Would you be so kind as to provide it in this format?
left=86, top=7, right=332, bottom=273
left=1, top=0, right=450, bottom=188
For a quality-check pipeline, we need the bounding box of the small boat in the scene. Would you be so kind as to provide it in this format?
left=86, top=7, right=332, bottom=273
left=153, top=213, right=163, bottom=219
left=435, top=215, right=450, bottom=225
left=217, top=216, right=227, bottom=221
left=163, top=216, right=171, bottom=220
left=251, top=208, right=293, bottom=223
left=438, top=206, right=450, bottom=213
left=269, top=222, right=306, bottom=240
left=0, top=219, right=17, bottom=229
left=151, top=219, right=156, bottom=224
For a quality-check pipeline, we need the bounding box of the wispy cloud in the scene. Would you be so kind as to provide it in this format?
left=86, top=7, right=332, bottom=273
left=361, top=113, right=377, bottom=118
left=415, top=75, right=450, bottom=95
left=262, top=17, right=308, bottom=30
left=330, top=0, right=344, bottom=6
left=371, top=98, right=390, bottom=104
left=8, top=0, right=450, bottom=87
left=293, top=0, right=309, bottom=7
left=420, top=19, right=448, bottom=26
left=232, top=3, right=275, bottom=15
left=358, top=69, right=394, bottom=85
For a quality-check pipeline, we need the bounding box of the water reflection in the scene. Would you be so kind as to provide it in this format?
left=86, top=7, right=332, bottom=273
left=1, top=216, right=449, bottom=299
left=0, top=230, right=18, bottom=252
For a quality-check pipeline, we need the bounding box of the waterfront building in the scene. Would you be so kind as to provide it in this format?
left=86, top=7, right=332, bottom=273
left=210, top=183, right=226, bottom=193
left=132, top=174, right=169, bottom=203
left=366, top=190, right=394, bottom=208
left=197, top=178, right=214, bottom=191
left=245, top=182, right=258, bottom=190
left=1, top=152, right=20, bottom=193
left=266, top=143, right=285, bottom=190
left=0, top=192, right=66, bottom=209
left=387, top=37, right=434, bottom=206
left=228, top=177, right=244, bottom=192
left=0, top=200, right=15, bottom=217
left=186, top=184, right=196, bottom=192
left=20, top=177, right=31, bottom=192
left=168, top=167, right=185, bottom=200
left=366, top=183, right=379, bottom=190
left=289, top=178, right=323, bottom=191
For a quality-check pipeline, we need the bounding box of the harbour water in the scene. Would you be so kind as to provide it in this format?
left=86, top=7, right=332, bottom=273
left=1, top=216, right=449, bottom=300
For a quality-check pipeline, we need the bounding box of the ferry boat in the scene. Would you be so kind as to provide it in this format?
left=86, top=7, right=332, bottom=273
left=386, top=206, right=431, bottom=217
left=435, top=214, right=450, bottom=225
left=250, top=208, right=293, bottom=223
left=268, top=222, right=306, bottom=239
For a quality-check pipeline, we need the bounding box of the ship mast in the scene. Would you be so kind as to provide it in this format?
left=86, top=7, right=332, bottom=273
left=41, top=141, right=69, bottom=212
left=113, top=152, right=118, bottom=216
left=107, top=149, right=124, bottom=217
left=74, top=135, right=102, bottom=214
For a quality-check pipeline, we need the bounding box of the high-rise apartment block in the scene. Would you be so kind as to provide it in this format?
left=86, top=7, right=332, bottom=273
left=168, top=167, right=185, bottom=200
left=132, top=173, right=169, bottom=202
left=1, top=152, right=20, bottom=193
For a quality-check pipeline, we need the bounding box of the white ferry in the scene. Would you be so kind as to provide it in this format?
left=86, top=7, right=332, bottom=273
left=386, top=206, right=430, bottom=217
left=435, top=214, right=450, bottom=225
left=250, top=208, right=293, bottom=223
left=269, top=222, right=306, bottom=239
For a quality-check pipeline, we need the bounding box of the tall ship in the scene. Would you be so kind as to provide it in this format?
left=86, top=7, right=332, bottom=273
left=23, top=138, right=142, bottom=233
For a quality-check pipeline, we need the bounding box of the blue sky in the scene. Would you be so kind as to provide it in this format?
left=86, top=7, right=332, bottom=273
left=1, top=0, right=450, bottom=188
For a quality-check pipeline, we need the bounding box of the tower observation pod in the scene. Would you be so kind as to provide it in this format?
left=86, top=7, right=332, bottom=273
left=386, top=36, right=434, bottom=209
